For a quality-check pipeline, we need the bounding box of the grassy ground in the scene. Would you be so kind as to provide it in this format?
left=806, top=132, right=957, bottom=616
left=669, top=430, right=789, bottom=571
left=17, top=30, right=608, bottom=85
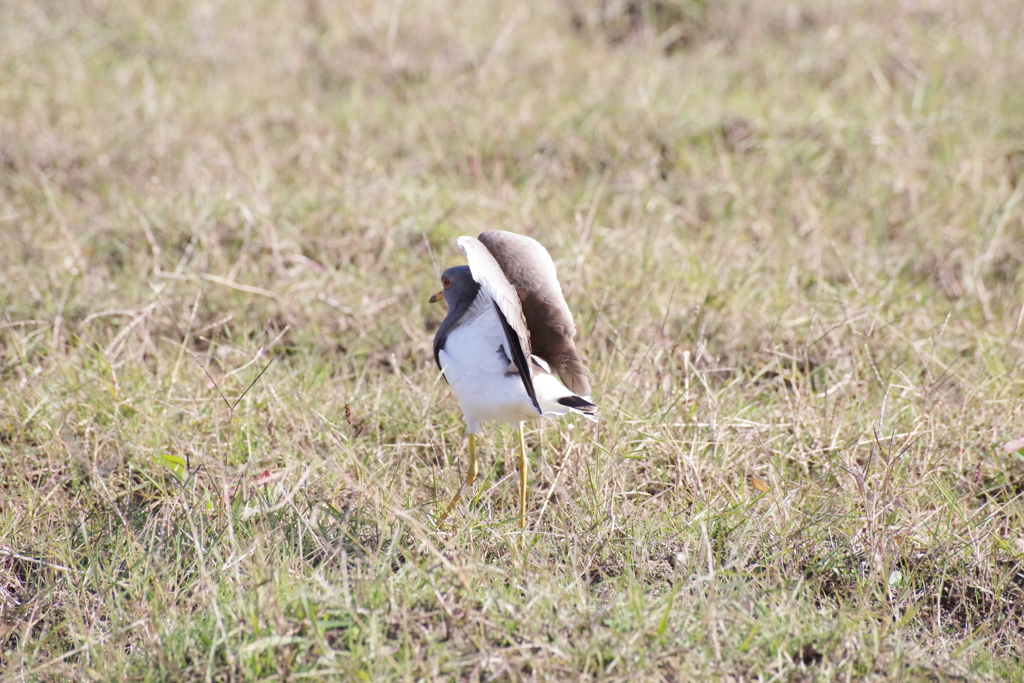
left=2, top=0, right=1024, bottom=679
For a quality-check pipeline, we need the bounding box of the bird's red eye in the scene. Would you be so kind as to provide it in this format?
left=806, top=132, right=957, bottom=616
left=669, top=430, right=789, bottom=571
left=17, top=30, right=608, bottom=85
left=442, top=277, right=450, bottom=288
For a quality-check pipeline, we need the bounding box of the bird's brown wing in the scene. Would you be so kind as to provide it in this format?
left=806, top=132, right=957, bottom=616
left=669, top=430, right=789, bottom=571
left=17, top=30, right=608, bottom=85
left=477, top=231, right=592, bottom=398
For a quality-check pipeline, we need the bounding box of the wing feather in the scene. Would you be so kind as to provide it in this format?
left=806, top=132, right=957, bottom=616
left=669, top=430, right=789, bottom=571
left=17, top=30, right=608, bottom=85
left=457, top=236, right=539, bottom=412
left=476, top=231, right=592, bottom=397
left=457, top=236, right=533, bottom=357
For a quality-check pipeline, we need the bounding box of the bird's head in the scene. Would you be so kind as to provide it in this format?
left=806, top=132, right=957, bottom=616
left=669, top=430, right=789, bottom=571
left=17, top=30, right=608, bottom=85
left=429, top=265, right=478, bottom=307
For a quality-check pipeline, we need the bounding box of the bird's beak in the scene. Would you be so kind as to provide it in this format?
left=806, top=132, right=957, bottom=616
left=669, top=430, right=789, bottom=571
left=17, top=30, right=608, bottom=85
left=429, top=290, right=444, bottom=304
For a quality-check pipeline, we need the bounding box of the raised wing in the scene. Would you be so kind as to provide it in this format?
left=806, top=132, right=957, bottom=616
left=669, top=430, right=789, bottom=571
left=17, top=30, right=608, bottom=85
left=457, top=235, right=539, bottom=413
left=476, top=231, right=592, bottom=398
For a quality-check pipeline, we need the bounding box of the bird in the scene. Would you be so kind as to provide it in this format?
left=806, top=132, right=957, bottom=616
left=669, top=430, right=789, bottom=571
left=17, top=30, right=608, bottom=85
left=429, top=230, right=597, bottom=528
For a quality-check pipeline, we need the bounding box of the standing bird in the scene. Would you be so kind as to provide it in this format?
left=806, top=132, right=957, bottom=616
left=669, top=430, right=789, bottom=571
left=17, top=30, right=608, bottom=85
left=429, top=231, right=597, bottom=528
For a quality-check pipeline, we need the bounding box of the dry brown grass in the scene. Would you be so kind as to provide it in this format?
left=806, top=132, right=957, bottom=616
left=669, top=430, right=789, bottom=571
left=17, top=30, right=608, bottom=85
left=2, top=0, right=1024, bottom=679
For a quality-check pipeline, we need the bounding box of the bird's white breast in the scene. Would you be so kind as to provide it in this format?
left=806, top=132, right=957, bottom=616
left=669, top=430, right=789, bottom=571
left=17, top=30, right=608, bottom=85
left=437, top=295, right=542, bottom=434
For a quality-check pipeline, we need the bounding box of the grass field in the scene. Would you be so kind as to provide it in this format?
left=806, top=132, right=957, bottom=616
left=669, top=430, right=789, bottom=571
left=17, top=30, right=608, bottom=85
left=3, top=0, right=1024, bottom=679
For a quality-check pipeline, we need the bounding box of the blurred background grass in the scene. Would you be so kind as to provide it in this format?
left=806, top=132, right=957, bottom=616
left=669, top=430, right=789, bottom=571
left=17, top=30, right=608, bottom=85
left=2, top=0, right=1024, bottom=679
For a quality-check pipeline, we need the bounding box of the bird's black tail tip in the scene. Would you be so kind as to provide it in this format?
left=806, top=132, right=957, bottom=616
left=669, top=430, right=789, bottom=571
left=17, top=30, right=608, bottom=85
left=556, top=395, right=598, bottom=415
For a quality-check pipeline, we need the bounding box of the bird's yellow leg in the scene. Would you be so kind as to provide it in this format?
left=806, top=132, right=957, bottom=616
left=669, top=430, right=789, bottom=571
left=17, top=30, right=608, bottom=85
left=518, top=423, right=527, bottom=529
left=467, top=433, right=478, bottom=484
left=440, top=434, right=477, bottom=524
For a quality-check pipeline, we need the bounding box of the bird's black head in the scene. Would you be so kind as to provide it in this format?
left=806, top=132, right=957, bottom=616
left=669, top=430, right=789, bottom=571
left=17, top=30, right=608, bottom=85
left=436, top=265, right=479, bottom=308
